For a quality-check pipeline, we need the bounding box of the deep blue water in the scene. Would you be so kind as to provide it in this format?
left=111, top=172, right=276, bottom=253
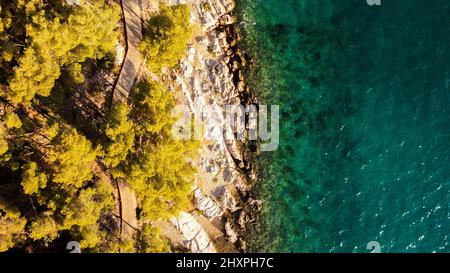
left=236, top=0, right=449, bottom=252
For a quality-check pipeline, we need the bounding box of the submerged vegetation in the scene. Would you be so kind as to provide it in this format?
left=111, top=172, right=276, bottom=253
left=0, top=0, right=196, bottom=252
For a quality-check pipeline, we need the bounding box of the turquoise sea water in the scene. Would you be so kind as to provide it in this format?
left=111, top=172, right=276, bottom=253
left=236, top=0, right=449, bottom=252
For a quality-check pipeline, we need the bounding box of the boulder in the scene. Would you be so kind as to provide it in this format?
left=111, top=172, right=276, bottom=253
left=237, top=210, right=250, bottom=229
left=171, top=212, right=217, bottom=253
left=115, top=42, right=125, bottom=66
left=213, top=186, right=240, bottom=212
left=220, top=14, right=236, bottom=25
left=194, top=188, right=224, bottom=219
left=65, top=0, right=81, bottom=5
left=234, top=177, right=251, bottom=197
left=225, top=220, right=238, bottom=243
left=248, top=198, right=262, bottom=211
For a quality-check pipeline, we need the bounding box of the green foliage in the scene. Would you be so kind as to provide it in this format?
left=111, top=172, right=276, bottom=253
left=138, top=224, right=170, bottom=253
left=28, top=212, right=59, bottom=242
left=140, top=4, right=193, bottom=73
left=7, top=0, right=120, bottom=104
left=25, top=175, right=114, bottom=247
left=0, top=40, right=15, bottom=64
left=77, top=224, right=102, bottom=249
left=0, top=1, right=38, bottom=83
left=48, top=128, right=99, bottom=188
left=104, top=80, right=199, bottom=224
left=59, top=177, right=115, bottom=249
left=0, top=125, right=8, bottom=156
left=0, top=110, right=24, bottom=166
left=114, top=80, right=199, bottom=221
left=129, top=137, right=197, bottom=221
left=0, top=1, right=201, bottom=253
left=21, top=162, right=48, bottom=195
left=0, top=200, right=26, bottom=252
left=131, top=81, right=175, bottom=134
left=0, top=6, right=14, bottom=65
left=103, top=103, right=135, bottom=168
left=23, top=175, right=115, bottom=249
left=44, top=121, right=60, bottom=141
left=0, top=7, right=4, bottom=33
left=61, top=177, right=114, bottom=229
left=4, top=113, right=22, bottom=129
left=16, top=0, right=44, bottom=15
left=100, top=237, right=136, bottom=253
left=0, top=2, right=124, bottom=252
left=68, top=63, right=85, bottom=84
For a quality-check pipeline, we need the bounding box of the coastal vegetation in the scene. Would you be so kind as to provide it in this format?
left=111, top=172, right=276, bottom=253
left=140, top=3, right=193, bottom=73
left=0, top=0, right=196, bottom=252
left=109, top=80, right=199, bottom=222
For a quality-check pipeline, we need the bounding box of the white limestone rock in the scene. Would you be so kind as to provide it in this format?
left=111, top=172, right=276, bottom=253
left=194, top=188, right=224, bottom=219
left=225, top=220, right=238, bottom=243
left=213, top=186, right=239, bottom=212
left=65, top=0, right=81, bottom=6
left=171, top=212, right=217, bottom=253
left=115, top=42, right=125, bottom=66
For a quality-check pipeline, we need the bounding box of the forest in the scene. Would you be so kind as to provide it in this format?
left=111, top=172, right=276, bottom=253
left=0, top=0, right=195, bottom=252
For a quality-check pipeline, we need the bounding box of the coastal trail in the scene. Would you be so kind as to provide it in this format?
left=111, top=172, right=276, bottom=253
left=111, top=0, right=143, bottom=241
left=113, top=0, right=143, bottom=103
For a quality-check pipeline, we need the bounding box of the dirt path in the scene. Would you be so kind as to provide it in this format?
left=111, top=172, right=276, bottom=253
left=111, top=0, right=143, bottom=241
left=113, top=0, right=143, bottom=103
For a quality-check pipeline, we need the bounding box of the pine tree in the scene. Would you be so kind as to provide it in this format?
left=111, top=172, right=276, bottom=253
left=114, top=80, right=199, bottom=221
left=0, top=200, right=26, bottom=252
left=0, top=6, right=4, bottom=34
left=0, top=1, right=201, bottom=252
left=7, top=0, right=120, bottom=104
left=103, top=103, right=135, bottom=168
left=138, top=224, right=170, bottom=253
left=0, top=2, right=123, bottom=252
left=47, top=128, right=99, bottom=188
left=140, top=4, right=193, bottom=73
left=61, top=177, right=114, bottom=229
left=0, top=124, right=8, bottom=156
left=21, top=162, right=48, bottom=195
left=131, top=81, right=175, bottom=135
left=68, top=178, right=115, bottom=249
left=28, top=212, right=59, bottom=242
left=4, top=113, right=22, bottom=129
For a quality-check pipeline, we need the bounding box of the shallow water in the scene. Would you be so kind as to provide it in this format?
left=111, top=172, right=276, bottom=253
left=236, top=0, right=449, bottom=252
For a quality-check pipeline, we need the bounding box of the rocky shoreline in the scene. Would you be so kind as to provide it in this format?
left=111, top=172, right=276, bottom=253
left=154, top=0, right=261, bottom=253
